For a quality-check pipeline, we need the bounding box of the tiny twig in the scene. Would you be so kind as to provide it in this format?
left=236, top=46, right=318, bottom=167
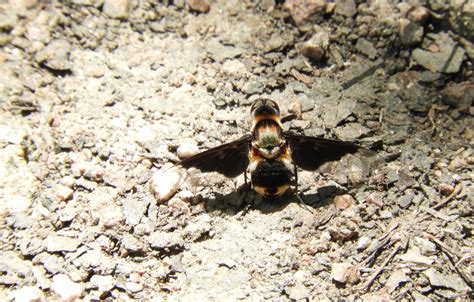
left=357, top=241, right=404, bottom=291
left=430, top=183, right=463, bottom=210
left=424, top=233, right=462, bottom=258
left=425, top=233, right=473, bottom=288
left=360, top=222, right=400, bottom=267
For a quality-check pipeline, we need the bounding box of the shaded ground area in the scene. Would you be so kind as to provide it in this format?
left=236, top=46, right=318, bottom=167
left=0, top=0, right=472, bottom=301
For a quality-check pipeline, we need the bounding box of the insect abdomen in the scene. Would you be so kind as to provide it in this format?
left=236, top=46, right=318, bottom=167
left=251, top=159, right=292, bottom=198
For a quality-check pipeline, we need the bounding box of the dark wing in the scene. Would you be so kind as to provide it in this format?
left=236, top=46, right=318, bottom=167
left=178, top=135, right=251, bottom=178
left=284, top=132, right=373, bottom=171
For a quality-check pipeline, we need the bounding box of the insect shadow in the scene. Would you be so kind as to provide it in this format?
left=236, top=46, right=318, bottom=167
left=201, top=182, right=347, bottom=216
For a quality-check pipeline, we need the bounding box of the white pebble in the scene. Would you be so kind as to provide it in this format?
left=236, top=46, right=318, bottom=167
left=51, top=274, right=84, bottom=302
left=177, top=142, right=199, bottom=159
left=149, top=164, right=186, bottom=202
left=10, top=286, right=45, bottom=302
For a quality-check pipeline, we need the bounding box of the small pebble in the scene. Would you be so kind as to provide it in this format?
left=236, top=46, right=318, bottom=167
left=10, top=286, right=45, bottom=302
left=188, top=0, right=210, bottom=13
left=356, top=236, right=371, bottom=251
left=51, top=274, right=84, bottom=302
left=408, top=6, right=430, bottom=23
left=177, top=142, right=199, bottom=159
left=55, top=184, right=74, bottom=201
left=331, top=263, right=360, bottom=284
left=333, top=194, right=354, bottom=210
left=125, top=282, right=143, bottom=293
left=149, top=165, right=186, bottom=202
left=365, top=193, right=383, bottom=207
left=438, top=183, right=454, bottom=196
left=103, top=0, right=129, bottom=19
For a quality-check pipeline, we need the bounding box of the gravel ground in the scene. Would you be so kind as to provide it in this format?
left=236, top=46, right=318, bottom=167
left=0, top=0, right=472, bottom=301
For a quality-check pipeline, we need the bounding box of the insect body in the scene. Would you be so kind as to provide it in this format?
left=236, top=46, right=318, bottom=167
left=158, top=98, right=371, bottom=201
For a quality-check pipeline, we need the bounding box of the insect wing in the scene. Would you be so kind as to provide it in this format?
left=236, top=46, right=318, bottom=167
left=178, top=134, right=252, bottom=178
left=284, top=132, right=369, bottom=171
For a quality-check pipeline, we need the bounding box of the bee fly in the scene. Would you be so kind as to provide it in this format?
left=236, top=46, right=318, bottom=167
left=152, top=98, right=373, bottom=202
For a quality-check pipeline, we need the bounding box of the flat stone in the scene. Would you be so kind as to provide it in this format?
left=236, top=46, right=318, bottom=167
left=441, top=81, right=474, bottom=113
left=148, top=231, right=184, bottom=253
left=51, top=274, right=84, bottom=302
left=355, top=38, right=377, bottom=59
left=335, top=0, right=357, bottom=17
left=285, top=283, right=310, bottom=300
left=10, top=286, right=45, bottom=302
left=221, top=59, right=248, bottom=77
left=55, top=185, right=74, bottom=202
left=90, top=275, right=115, bottom=292
left=334, top=123, right=371, bottom=140
left=46, top=235, right=81, bottom=252
left=188, top=0, right=210, bottom=13
left=35, top=39, right=72, bottom=71
left=423, top=268, right=469, bottom=292
left=399, top=246, right=435, bottom=265
left=399, top=18, right=424, bottom=46
left=385, top=270, right=410, bottom=293
left=89, top=188, right=125, bottom=228
left=103, top=0, right=129, bottom=19
left=411, top=33, right=465, bottom=73
left=299, top=31, right=329, bottom=61
left=283, top=0, right=326, bottom=25
left=0, top=13, right=18, bottom=30
left=331, top=263, right=359, bottom=284
left=333, top=194, right=354, bottom=210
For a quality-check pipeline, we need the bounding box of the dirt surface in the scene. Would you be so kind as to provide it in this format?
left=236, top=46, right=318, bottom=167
left=0, top=0, right=473, bottom=301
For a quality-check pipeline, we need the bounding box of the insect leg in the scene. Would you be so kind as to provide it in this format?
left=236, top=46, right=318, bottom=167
left=293, top=165, right=315, bottom=213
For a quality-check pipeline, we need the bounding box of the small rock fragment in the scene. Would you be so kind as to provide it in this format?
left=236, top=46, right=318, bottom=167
left=51, top=274, right=84, bottom=302
left=331, top=263, right=360, bottom=284
left=10, top=286, right=45, bottom=302
left=103, top=0, right=129, bottom=19
left=411, top=33, right=465, bottom=73
left=221, top=59, right=248, bottom=77
left=148, top=231, right=184, bottom=253
left=9, top=0, right=38, bottom=12
left=441, top=81, right=474, bottom=114
left=242, top=81, right=264, bottom=95
left=399, top=18, right=424, bottom=46
left=299, top=31, right=329, bottom=61
left=365, top=193, right=383, bottom=207
left=188, top=0, right=210, bottom=13
left=89, top=188, right=125, bottom=228
left=399, top=246, right=435, bottom=265
left=335, top=0, right=357, bottom=17
left=125, top=282, right=143, bottom=293
left=55, top=185, right=74, bottom=202
left=355, top=38, right=377, bottom=59
left=423, top=268, right=470, bottom=292
left=356, top=236, right=371, bottom=251
left=149, top=165, right=186, bottom=203
left=90, top=275, right=115, bottom=293
left=438, top=183, right=454, bottom=196
left=385, top=270, right=410, bottom=293
left=333, top=194, right=353, bottom=210
left=177, top=142, right=199, bottom=159
left=283, top=0, right=326, bottom=25
left=408, top=6, right=430, bottom=23
left=414, top=236, right=437, bottom=255
left=121, top=234, right=146, bottom=255
left=35, top=39, right=71, bottom=71
left=46, top=235, right=81, bottom=252
left=285, top=283, right=310, bottom=301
